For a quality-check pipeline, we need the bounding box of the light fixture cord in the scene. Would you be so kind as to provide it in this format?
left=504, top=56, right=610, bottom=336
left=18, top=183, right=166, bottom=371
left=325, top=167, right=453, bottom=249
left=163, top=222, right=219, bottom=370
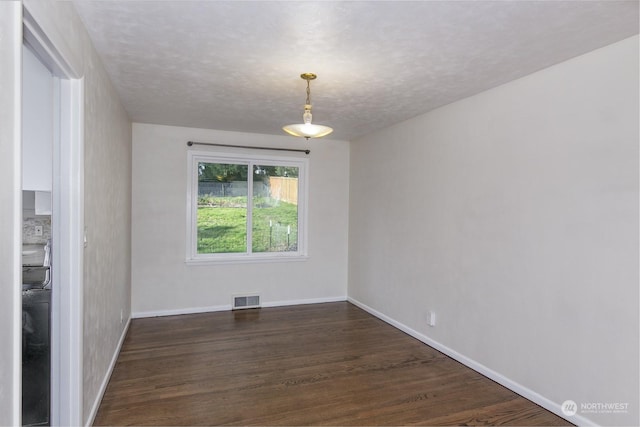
left=305, top=79, right=312, bottom=106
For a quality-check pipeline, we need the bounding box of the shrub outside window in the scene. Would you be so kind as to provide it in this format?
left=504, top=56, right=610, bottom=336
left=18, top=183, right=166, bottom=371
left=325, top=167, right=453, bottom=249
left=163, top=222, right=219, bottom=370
left=187, top=151, right=308, bottom=263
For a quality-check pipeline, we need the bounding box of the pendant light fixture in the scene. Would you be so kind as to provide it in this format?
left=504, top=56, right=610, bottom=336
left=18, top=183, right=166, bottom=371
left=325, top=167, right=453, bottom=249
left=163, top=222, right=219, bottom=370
left=283, top=73, right=333, bottom=140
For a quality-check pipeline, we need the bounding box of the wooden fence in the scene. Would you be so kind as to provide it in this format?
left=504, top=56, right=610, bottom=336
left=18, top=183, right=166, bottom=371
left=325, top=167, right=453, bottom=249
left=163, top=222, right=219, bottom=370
left=268, top=176, right=298, bottom=205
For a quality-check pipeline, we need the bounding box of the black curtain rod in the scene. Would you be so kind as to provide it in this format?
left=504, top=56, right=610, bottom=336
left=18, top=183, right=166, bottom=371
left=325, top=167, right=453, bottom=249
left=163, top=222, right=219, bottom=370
left=187, top=141, right=310, bottom=155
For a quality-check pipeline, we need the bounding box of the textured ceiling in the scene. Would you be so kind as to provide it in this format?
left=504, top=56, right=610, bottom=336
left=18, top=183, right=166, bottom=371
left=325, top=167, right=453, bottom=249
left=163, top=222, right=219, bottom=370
left=72, top=1, right=639, bottom=141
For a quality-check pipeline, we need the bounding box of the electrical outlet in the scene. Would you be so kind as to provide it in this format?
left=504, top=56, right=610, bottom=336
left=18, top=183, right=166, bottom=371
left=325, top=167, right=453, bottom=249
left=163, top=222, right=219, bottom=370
left=427, top=311, right=436, bottom=327
left=34, top=225, right=43, bottom=236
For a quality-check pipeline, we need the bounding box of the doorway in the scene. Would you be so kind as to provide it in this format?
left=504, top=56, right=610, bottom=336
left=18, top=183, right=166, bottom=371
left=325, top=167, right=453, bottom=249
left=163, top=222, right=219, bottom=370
left=21, top=41, right=54, bottom=426
left=23, top=10, right=84, bottom=426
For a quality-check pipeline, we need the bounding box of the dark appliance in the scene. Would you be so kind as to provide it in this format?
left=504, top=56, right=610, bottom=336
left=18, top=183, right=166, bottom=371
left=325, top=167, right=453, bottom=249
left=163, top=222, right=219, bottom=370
left=22, top=241, right=51, bottom=426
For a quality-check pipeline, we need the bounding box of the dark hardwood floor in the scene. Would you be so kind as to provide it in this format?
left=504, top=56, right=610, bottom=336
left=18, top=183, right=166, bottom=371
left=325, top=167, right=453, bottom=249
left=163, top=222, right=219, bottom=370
left=94, top=302, right=570, bottom=426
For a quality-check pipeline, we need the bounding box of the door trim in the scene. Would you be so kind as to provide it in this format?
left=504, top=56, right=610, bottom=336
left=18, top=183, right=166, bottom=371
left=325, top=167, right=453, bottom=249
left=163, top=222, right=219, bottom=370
left=1, top=3, right=23, bottom=425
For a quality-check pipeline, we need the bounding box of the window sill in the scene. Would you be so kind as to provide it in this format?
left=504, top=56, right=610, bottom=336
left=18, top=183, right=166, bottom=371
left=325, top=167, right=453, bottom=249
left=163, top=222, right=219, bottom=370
left=186, top=254, right=309, bottom=266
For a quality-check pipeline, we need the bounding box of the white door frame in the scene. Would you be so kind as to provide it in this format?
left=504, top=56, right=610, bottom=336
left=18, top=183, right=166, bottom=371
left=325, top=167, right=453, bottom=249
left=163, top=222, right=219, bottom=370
left=23, top=8, right=84, bottom=426
left=1, top=3, right=23, bottom=425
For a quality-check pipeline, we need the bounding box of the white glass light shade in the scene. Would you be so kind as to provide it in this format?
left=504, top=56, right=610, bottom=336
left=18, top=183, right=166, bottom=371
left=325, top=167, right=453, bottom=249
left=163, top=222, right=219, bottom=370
left=282, top=123, right=333, bottom=139
left=283, top=104, right=333, bottom=139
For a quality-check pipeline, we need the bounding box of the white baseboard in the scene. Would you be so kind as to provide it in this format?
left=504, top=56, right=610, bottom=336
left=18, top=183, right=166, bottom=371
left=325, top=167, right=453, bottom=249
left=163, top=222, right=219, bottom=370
left=133, top=296, right=348, bottom=318
left=347, top=297, right=596, bottom=427
left=132, top=303, right=231, bottom=318
left=262, top=295, right=347, bottom=308
left=85, top=316, right=131, bottom=427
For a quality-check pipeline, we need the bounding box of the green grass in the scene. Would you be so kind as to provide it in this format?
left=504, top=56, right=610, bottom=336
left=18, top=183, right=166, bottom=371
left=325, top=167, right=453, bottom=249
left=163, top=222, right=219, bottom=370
left=197, top=197, right=298, bottom=254
left=197, top=206, right=247, bottom=253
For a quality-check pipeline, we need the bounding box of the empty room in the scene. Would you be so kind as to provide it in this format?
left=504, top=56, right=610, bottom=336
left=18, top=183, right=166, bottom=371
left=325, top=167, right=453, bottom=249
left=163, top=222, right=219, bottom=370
left=1, top=1, right=638, bottom=426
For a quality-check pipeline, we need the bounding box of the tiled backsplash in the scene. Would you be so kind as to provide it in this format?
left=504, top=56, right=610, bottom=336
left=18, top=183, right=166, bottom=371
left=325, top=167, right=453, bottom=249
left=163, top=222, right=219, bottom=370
left=23, top=191, right=51, bottom=245
left=23, top=215, right=51, bottom=245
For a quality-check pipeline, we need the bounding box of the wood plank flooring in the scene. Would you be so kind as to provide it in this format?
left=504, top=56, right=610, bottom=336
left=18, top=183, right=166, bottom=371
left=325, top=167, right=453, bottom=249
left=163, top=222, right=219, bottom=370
left=94, top=302, right=570, bottom=426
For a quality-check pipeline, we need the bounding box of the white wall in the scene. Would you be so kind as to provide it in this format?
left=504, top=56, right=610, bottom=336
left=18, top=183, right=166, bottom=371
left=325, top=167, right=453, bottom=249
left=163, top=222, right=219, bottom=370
left=22, top=45, right=53, bottom=192
left=0, top=3, right=23, bottom=425
left=132, top=124, right=349, bottom=315
left=349, top=36, right=639, bottom=426
left=80, top=33, right=132, bottom=427
left=22, top=1, right=132, bottom=424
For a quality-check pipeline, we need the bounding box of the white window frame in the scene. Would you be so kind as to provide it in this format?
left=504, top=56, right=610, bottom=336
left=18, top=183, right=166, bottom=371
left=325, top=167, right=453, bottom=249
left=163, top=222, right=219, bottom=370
left=186, top=150, right=309, bottom=264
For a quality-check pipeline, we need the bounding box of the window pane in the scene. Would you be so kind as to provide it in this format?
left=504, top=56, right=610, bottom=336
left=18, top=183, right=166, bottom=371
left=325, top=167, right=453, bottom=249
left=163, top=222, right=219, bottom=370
left=197, top=162, right=248, bottom=253
left=252, top=165, right=299, bottom=253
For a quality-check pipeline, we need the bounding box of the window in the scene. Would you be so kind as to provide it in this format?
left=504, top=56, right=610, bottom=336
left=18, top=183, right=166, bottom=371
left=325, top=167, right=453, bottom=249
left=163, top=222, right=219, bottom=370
left=187, top=151, right=308, bottom=263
